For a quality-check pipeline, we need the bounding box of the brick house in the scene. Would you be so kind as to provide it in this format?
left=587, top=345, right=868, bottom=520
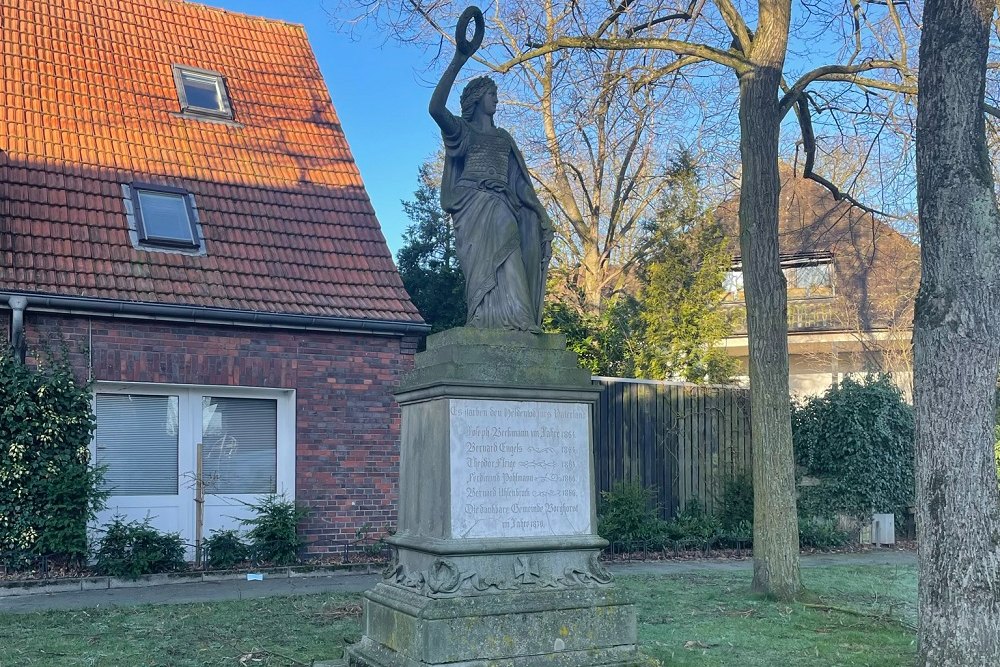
left=718, top=173, right=919, bottom=397
left=0, top=0, right=427, bottom=555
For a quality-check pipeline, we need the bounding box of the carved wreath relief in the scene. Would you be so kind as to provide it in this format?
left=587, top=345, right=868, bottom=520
left=383, top=550, right=613, bottom=598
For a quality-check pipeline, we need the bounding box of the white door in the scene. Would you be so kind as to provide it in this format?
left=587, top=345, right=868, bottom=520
left=198, top=393, right=296, bottom=542
left=93, top=391, right=192, bottom=540
left=92, top=384, right=295, bottom=558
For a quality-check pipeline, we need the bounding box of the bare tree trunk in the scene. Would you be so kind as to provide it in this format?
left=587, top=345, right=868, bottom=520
left=914, top=0, right=1000, bottom=662
left=739, top=0, right=801, bottom=601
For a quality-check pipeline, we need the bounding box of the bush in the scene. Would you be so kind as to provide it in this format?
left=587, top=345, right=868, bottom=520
left=597, top=482, right=668, bottom=543
left=203, top=529, right=249, bottom=569
left=793, top=374, right=914, bottom=522
left=727, top=519, right=754, bottom=544
left=718, top=471, right=754, bottom=532
left=665, top=499, right=723, bottom=543
left=798, top=516, right=851, bottom=549
left=0, top=351, right=107, bottom=562
left=241, top=495, right=309, bottom=565
left=93, top=517, right=186, bottom=578
left=353, top=522, right=388, bottom=560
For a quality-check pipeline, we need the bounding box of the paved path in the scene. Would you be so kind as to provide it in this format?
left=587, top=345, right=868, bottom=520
left=0, top=550, right=915, bottom=614
left=611, top=549, right=915, bottom=575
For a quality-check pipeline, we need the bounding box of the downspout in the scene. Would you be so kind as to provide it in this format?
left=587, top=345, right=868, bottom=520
left=8, top=295, right=27, bottom=363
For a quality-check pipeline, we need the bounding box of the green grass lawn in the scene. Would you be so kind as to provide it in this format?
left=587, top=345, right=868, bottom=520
left=0, top=565, right=916, bottom=667
left=625, top=565, right=916, bottom=666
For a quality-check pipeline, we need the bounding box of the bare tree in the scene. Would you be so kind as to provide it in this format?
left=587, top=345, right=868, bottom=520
left=527, top=48, right=679, bottom=313
left=341, top=1, right=716, bottom=318
left=343, top=0, right=916, bottom=599
left=914, top=0, right=1000, bottom=661
left=491, top=1, right=913, bottom=600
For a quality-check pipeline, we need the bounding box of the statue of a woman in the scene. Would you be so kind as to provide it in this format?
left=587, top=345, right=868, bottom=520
left=429, top=7, right=553, bottom=332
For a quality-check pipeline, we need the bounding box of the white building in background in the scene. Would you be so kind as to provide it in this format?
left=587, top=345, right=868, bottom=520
left=717, top=173, right=918, bottom=398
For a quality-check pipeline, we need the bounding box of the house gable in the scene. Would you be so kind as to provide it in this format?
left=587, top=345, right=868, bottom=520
left=717, top=172, right=920, bottom=335
left=0, top=0, right=423, bottom=325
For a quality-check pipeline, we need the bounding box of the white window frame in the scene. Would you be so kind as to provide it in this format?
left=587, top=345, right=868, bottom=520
left=172, top=64, right=233, bottom=119
left=722, top=260, right=835, bottom=303
left=787, top=262, right=835, bottom=298
left=90, top=382, right=295, bottom=554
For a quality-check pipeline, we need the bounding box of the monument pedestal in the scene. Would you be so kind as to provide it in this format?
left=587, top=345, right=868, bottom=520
left=343, top=329, right=638, bottom=667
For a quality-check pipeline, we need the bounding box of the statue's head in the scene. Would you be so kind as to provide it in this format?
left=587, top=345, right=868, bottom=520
left=460, top=76, right=498, bottom=121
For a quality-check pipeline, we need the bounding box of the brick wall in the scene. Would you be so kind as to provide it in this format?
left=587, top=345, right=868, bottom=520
left=23, top=311, right=419, bottom=555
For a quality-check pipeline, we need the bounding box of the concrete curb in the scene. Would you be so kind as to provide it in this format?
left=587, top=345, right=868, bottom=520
left=0, top=562, right=383, bottom=598
left=1, top=550, right=916, bottom=600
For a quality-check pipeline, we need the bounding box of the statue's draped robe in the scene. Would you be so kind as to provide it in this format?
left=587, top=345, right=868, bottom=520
left=440, top=117, right=546, bottom=331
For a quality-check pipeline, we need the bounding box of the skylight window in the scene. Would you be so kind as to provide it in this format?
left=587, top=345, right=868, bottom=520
left=172, top=65, right=232, bottom=119
left=131, top=184, right=200, bottom=249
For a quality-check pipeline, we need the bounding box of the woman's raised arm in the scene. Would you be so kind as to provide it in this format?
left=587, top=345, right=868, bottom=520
left=429, top=7, right=484, bottom=132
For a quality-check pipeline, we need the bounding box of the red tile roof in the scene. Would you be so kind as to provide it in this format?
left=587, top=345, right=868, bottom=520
left=0, top=0, right=423, bottom=325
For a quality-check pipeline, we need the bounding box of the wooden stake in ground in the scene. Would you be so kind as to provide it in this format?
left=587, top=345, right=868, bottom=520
left=914, top=0, right=1000, bottom=662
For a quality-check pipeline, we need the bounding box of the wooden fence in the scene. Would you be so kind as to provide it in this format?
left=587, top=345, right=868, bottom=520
left=592, top=377, right=752, bottom=519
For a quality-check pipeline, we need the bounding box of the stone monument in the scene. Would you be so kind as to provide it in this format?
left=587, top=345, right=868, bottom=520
left=335, top=7, right=639, bottom=666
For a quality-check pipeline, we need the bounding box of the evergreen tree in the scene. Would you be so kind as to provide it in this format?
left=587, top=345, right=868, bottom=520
left=543, top=287, right=643, bottom=377
left=396, top=162, right=466, bottom=333
left=637, top=154, right=737, bottom=383
left=543, top=153, right=734, bottom=382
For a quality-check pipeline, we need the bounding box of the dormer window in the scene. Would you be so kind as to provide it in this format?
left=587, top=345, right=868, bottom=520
left=130, top=183, right=200, bottom=249
left=173, top=65, right=232, bottom=119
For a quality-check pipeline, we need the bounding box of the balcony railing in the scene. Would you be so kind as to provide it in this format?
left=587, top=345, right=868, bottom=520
left=723, top=299, right=839, bottom=335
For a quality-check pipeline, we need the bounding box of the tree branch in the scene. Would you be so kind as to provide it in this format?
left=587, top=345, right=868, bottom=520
left=802, top=604, right=917, bottom=632
left=712, top=0, right=754, bottom=53
left=494, top=36, right=750, bottom=74
left=780, top=61, right=912, bottom=117
left=624, top=11, right=694, bottom=37
left=631, top=56, right=706, bottom=93
left=793, top=95, right=896, bottom=219
left=847, top=0, right=863, bottom=64
left=595, top=0, right=634, bottom=39
left=816, top=74, right=917, bottom=94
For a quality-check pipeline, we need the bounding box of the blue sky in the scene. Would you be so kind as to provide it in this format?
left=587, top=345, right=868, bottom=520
left=203, top=0, right=443, bottom=255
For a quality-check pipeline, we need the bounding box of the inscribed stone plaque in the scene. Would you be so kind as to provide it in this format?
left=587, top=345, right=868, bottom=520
left=449, top=399, right=592, bottom=539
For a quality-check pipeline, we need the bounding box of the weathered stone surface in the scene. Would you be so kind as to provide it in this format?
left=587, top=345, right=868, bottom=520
left=348, top=584, right=636, bottom=666
left=429, top=7, right=553, bottom=334
left=449, top=398, right=591, bottom=539
left=337, top=328, right=639, bottom=666
left=381, top=547, right=613, bottom=599
left=399, top=328, right=591, bottom=391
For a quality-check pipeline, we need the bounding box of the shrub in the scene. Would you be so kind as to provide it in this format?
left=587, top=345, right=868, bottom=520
left=793, top=374, right=914, bottom=522
left=241, top=495, right=309, bottom=565
left=665, top=499, right=723, bottom=543
left=0, top=350, right=107, bottom=562
left=203, top=529, right=249, bottom=569
left=93, top=516, right=186, bottom=578
left=596, top=482, right=668, bottom=543
left=727, top=519, right=754, bottom=544
left=718, top=471, right=754, bottom=532
left=798, top=516, right=851, bottom=549
left=353, top=522, right=388, bottom=560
